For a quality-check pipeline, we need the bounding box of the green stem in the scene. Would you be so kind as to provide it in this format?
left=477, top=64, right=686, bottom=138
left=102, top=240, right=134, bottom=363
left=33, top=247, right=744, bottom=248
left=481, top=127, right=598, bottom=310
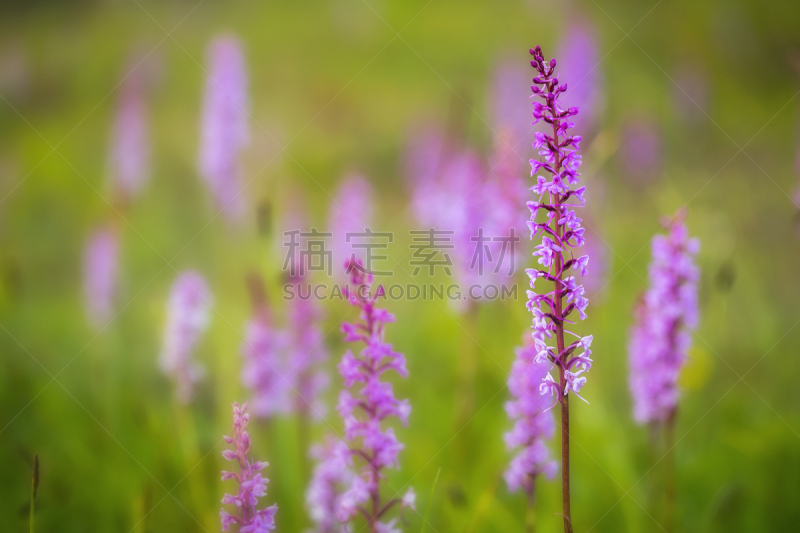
left=665, top=411, right=677, bottom=533
left=525, top=484, right=536, bottom=533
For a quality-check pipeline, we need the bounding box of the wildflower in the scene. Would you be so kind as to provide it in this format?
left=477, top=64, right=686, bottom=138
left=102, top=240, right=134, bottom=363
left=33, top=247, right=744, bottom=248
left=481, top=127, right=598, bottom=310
left=220, top=402, right=278, bottom=531
left=241, top=303, right=294, bottom=417
left=629, top=212, right=699, bottom=424
left=526, top=45, right=591, bottom=531
left=242, top=274, right=328, bottom=418
left=504, top=339, right=558, bottom=494
left=334, top=259, right=413, bottom=530
left=83, top=225, right=120, bottom=328
left=159, top=272, right=212, bottom=402
left=109, top=71, right=149, bottom=202
left=199, top=36, right=250, bottom=221
left=306, top=437, right=353, bottom=533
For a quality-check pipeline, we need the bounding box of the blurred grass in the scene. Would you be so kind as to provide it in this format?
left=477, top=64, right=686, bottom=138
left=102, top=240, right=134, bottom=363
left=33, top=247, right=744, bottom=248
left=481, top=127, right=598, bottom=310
left=1, top=0, right=800, bottom=531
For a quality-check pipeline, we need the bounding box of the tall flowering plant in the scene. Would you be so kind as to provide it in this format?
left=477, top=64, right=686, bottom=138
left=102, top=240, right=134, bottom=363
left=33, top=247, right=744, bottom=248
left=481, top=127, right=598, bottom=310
left=334, top=260, right=415, bottom=532
left=628, top=211, right=699, bottom=425
left=199, top=36, right=250, bottom=221
left=220, top=402, right=278, bottom=532
left=628, top=211, right=699, bottom=531
left=525, top=46, right=593, bottom=532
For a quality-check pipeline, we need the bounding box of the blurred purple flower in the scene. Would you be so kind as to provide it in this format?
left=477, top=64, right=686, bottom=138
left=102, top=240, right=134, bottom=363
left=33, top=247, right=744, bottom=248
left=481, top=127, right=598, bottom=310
left=629, top=212, right=699, bottom=424
left=242, top=274, right=329, bottom=419
left=199, top=36, right=250, bottom=222
left=160, top=271, right=212, bottom=402
left=482, top=130, right=530, bottom=284
left=83, top=225, right=120, bottom=328
left=242, top=306, right=294, bottom=418
left=620, top=118, right=662, bottom=185
left=109, top=73, right=149, bottom=202
left=306, top=436, right=353, bottom=533
left=491, top=59, right=537, bottom=145
left=220, top=402, right=278, bottom=531
left=556, top=20, right=604, bottom=134
left=328, top=174, right=374, bottom=281
left=504, top=339, right=557, bottom=494
left=334, top=260, right=414, bottom=529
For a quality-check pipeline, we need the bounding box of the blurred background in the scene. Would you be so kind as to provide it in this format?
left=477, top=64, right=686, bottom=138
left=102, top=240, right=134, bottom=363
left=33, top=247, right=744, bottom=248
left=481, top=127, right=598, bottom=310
left=1, top=0, right=800, bottom=531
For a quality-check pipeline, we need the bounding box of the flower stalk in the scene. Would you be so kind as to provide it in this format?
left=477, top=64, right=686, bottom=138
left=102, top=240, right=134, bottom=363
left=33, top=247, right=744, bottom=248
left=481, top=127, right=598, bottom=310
left=525, top=45, right=593, bottom=533
left=335, top=259, right=415, bottom=532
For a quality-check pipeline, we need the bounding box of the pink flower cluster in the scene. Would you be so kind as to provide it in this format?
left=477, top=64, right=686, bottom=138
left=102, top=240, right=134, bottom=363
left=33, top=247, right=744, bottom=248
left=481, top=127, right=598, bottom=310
left=159, top=272, right=212, bottom=402
left=504, top=339, right=558, bottom=494
left=199, top=36, right=250, bottom=221
left=220, top=402, right=278, bottom=532
left=306, top=436, right=353, bottom=532
left=629, top=212, right=699, bottom=424
left=242, top=278, right=328, bottom=418
left=82, top=225, right=120, bottom=328
left=333, top=260, right=415, bottom=530
left=525, top=46, right=593, bottom=404
left=405, top=129, right=526, bottom=299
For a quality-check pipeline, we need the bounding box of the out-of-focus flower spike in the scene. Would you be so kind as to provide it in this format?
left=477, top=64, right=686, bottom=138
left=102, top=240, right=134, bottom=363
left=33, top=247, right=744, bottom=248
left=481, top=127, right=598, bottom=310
left=83, top=225, right=120, bottom=328
left=160, top=271, right=212, bottom=403
left=629, top=211, right=699, bottom=424
left=220, top=402, right=278, bottom=531
left=199, top=36, right=250, bottom=222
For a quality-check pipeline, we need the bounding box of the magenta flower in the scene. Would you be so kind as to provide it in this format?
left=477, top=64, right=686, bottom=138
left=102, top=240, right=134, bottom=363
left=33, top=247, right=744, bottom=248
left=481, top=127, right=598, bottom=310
left=328, top=174, right=374, bottom=281
left=220, top=402, right=278, bottom=532
left=556, top=20, right=604, bottom=134
left=199, top=36, right=250, bottom=221
left=526, top=47, right=592, bottom=401
left=83, top=225, right=120, bottom=328
left=334, top=260, right=415, bottom=531
left=306, top=436, right=353, bottom=533
left=504, top=338, right=558, bottom=494
left=109, top=72, right=149, bottom=202
left=526, top=45, right=592, bottom=530
left=159, top=272, right=212, bottom=403
left=408, top=148, right=490, bottom=297
left=629, top=212, right=699, bottom=424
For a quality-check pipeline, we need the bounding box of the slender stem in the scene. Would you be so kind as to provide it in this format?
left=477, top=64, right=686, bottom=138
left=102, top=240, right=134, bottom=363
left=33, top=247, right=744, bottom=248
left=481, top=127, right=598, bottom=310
left=551, top=121, right=573, bottom=533
left=559, top=378, right=572, bottom=533
left=525, top=484, right=537, bottom=533
left=664, top=410, right=677, bottom=533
